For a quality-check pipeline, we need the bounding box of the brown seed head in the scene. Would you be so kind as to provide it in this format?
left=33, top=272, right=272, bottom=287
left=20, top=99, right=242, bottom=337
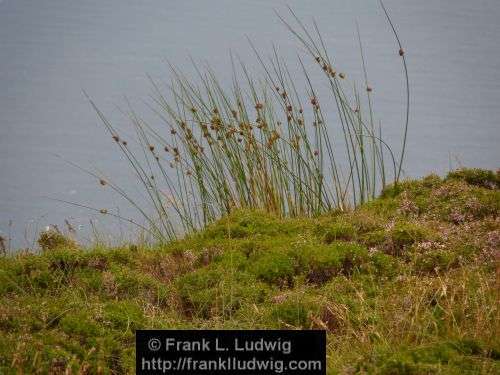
left=112, top=135, right=119, bottom=142
left=366, top=86, right=373, bottom=92
left=399, top=48, right=405, bottom=56
left=255, top=102, right=263, bottom=110
left=99, top=209, right=108, bottom=214
left=339, top=73, right=345, bottom=79
left=99, top=179, right=107, bottom=186
left=148, top=145, right=154, bottom=152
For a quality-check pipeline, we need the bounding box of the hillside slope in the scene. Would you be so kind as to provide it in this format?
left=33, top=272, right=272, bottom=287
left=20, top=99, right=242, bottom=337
left=0, top=169, right=499, bottom=374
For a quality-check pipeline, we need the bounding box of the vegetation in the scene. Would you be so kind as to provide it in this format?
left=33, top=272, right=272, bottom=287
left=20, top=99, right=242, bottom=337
left=1, top=169, right=498, bottom=373
left=58, top=3, right=410, bottom=244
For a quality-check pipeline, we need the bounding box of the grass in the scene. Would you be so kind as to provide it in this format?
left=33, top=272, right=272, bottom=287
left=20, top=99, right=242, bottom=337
left=58, top=2, right=411, bottom=244
left=0, top=169, right=498, bottom=373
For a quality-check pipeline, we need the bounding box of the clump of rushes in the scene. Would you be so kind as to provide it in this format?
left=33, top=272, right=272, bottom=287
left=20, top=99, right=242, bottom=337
left=84, top=2, right=409, bottom=243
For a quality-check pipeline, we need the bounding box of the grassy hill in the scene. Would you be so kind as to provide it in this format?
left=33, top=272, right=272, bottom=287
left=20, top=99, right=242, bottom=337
left=0, top=168, right=498, bottom=374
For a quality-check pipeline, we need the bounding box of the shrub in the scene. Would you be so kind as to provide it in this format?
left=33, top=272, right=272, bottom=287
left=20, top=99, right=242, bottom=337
left=295, top=242, right=368, bottom=284
left=270, top=298, right=318, bottom=328
left=446, top=168, right=498, bottom=189
left=38, top=229, right=77, bottom=252
left=320, top=222, right=357, bottom=243
left=252, top=250, right=296, bottom=286
left=176, top=267, right=268, bottom=319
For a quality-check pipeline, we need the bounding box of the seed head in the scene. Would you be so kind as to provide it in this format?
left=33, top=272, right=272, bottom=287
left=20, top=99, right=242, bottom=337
left=314, top=150, right=319, bottom=156
left=299, top=108, right=303, bottom=114
left=286, top=105, right=293, bottom=112
left=99, top=209, right=108, bottom=214
left=122, top=140, right=127, bottom=146
left=399, top=48, right=405, bottom=56
left=310, top=97, right=317, bottom=106
left=339, top=73, right=345, bottom=79
left=164, top=146, right=169, bottom=152
left=255, top=102, right=263, bottom=110
left=148, top=145, right=155, bottom=152
left=366, top=86, right=373, bottom=92
left=99, top=179, right=107, bottom=186
left=170, top=129, right=176, bottom=135
left=315, top=56, right=321, bottom=63
left=112, top=135, right=119, bottom=142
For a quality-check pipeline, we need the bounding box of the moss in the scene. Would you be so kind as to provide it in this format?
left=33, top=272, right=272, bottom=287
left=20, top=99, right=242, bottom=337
left=391, top=221, right=432, bottom=249
left=252, top=249, right=296, bottom=286
left=59, top=311, right=103, bottom=338
left=414, top=249, right=459, bottom=273
left=320, top=221, right=357, bottom=243
left=359, top=340, right=500, bottom=374
left=295, top=242, right=368, bottom=284
left=270, top=297, right=319, bottom=328
left=0, top=169, right=498, bottom=373
left=103, top=300, right=145, bottom=332
left=176, top=266, right=268, bottom=319
left=363, top=221, right=434, bottom=255
left=364, top=252, right=401, bottom=277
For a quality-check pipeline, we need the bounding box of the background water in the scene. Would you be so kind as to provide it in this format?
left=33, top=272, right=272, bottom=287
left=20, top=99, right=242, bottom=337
left=1, top=0, right=499, bottom=249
